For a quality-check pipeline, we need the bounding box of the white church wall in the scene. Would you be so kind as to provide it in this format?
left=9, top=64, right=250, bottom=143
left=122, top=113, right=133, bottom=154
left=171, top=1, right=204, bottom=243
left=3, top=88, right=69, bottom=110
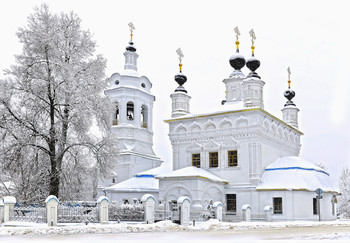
left=257, top=190, right=337, bottom=221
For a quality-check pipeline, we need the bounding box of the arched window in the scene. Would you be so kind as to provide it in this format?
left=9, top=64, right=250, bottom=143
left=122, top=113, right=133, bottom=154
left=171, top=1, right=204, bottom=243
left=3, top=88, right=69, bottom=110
left=127, top=102, right=134, bottom=120
left=113, top=103, right=119, bottom=125
left=141, top=105, right=148, bottom=128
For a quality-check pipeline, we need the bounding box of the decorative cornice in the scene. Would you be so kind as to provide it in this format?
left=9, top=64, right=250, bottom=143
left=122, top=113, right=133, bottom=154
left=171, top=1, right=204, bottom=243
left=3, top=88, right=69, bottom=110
left=164, top=108, right=303, bottom=135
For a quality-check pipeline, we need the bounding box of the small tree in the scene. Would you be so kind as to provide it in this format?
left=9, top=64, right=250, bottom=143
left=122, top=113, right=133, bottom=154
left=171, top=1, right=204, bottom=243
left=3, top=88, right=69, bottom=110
left=338, top=166, right=350, bottom=218
left=0, top=4, right=117, bottom=201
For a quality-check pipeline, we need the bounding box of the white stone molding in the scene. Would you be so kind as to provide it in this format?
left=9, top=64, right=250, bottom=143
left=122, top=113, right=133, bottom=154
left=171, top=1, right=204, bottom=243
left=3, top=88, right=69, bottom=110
left=186, top=141, right=203, bottom=153
left=189, top=121, right=202, bottom=132
left=174, top=123, right=187, bottom=133
left=218, top=117, right=233, bottom=129
left=164, top=184, right=192, bottom=201
left=234, top=115, right=249, bottom=128
left=203, top=139, right=221, bottom=151
left=263, top=117, right=270, bottom=132
left=222, top=136, right=239, bottom=148
left=248, top=142, right=262, bottom=185
left=270, top=122, right=277, bottom=137
left=203, top=119, right=216, bottom=130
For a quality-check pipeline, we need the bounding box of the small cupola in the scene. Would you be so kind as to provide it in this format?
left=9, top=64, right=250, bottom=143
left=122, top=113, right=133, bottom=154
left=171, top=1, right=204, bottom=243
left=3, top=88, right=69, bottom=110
left=124, top=22, right=139, bottom=71
left=242, top=29, right=265, bottom=109
left=282, top=67, right=300, bottom=128
left=170, top=48, right=191, bottom=118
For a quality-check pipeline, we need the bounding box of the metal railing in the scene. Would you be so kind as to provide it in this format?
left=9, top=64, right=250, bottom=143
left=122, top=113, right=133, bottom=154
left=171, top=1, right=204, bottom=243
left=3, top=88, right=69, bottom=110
left=222, top=211, right=243, bottom=222
left=13, top=203, right=46, bottom=223
left=57, top=201, right=98, bottom=223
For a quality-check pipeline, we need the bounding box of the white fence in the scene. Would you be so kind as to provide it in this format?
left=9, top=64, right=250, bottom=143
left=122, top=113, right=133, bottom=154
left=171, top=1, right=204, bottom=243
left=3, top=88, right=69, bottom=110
left=0, top=195, right=272, bottom=226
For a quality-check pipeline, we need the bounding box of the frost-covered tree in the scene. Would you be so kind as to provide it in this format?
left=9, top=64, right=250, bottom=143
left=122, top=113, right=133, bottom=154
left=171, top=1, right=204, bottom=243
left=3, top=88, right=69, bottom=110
left=338, top=166, right=350, bottom=218
left=0, top=4, right=117, bottom=201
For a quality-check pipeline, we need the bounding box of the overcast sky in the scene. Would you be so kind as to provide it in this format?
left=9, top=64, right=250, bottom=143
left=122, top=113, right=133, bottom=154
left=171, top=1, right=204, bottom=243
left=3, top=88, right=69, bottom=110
left=1, top=0, right=349, bottom=183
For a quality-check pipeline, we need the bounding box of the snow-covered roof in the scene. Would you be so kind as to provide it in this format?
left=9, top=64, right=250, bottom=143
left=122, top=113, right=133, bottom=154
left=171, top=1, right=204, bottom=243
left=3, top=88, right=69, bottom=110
left=257, top=156, right=338, bottom=193
left=156, top=166, right=228, bottom=184
left=136, top=164, right=171, bottom=177
left=104, top=175, right=158, bottom=192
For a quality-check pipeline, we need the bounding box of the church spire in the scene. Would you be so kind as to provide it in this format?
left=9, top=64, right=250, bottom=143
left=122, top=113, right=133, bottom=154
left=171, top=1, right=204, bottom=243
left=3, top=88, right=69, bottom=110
left=124, top=22, right=138, bottom=71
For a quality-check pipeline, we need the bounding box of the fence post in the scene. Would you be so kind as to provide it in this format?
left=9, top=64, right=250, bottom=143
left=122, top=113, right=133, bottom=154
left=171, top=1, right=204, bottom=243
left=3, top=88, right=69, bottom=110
left=0, top=199, right=4, bottom=223
left=141, top=194, right=155, bottom=224
left=177, top=196, right=191, bottom=226
left=213, top=201, right=223, bottom=221
left=45, top=195, right=59, bottom=227
left=242, top=204, right=251, bottom=222
left=3, top=196, right=16, bottom=223
left=97, top=196, right=110, bottom=224
left=264, top=205, right=273, bottom=222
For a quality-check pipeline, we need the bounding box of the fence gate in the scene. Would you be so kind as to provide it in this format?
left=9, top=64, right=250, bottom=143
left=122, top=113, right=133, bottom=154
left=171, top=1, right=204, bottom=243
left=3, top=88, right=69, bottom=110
left=13, top=202, right=46, bottom=223
left=57, top=201, right=98, bottom=223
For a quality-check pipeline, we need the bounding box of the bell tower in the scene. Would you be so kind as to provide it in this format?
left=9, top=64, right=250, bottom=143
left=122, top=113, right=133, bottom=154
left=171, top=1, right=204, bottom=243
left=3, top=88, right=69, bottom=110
left=102, top=23, right=163, bottom=188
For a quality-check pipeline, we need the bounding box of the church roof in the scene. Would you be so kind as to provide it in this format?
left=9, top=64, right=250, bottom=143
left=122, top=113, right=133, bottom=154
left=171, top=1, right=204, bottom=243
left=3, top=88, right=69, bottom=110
left=104, top=164, right=170, bottom=192
left=257, top=156, right=338, bottom=193
left=156, top=166, right=228, bottom=184
left=104, top=175, right=158, bottom=192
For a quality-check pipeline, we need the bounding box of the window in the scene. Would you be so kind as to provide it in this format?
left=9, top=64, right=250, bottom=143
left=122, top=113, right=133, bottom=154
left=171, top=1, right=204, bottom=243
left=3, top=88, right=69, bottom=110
left=112, top=178, right=116, bottom=183
left=273, top=197, right=283, bottom=214
left=192, top=153, right=200, bottom=168
left=127, top=102, right=134, bottom=120
left=113, top=103, right=119, bottom=125
left=313, top=198, right=318, bottom=215
left=209, top=152, right=218, bottom=168
left=226, top=194, right=236, bottom=213
left=141, top=105, right=148, bottom=128
left=228, top=150, right=238, bottom=167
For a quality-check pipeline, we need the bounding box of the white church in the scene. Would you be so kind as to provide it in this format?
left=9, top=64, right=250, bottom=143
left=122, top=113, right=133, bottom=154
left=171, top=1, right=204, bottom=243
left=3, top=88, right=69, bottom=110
left=98, top=24, right=338, bottom=221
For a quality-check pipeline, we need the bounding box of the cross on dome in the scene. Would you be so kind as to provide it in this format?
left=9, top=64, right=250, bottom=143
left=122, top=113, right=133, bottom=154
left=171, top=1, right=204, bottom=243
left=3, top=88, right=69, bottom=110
left=128, top=22, right=135, bottom=41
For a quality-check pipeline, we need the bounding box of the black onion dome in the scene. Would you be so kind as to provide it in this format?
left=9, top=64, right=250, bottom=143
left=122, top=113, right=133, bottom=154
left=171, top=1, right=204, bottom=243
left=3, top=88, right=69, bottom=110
left=174, top=72, right=187, bottom=93
left=284, top=89, right=296, bottom=106
left=175, top=72, right=187, bottom=86
left=229, top=51, right=246, bottom=70
left=126, top=41, right=136, bottom=52
left=246, top=56, right=261, bottom=78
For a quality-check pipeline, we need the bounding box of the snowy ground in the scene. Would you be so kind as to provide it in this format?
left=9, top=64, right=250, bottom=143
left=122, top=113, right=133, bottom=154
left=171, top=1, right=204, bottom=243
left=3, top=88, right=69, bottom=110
left=1, top=219, right=350, bottom=242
